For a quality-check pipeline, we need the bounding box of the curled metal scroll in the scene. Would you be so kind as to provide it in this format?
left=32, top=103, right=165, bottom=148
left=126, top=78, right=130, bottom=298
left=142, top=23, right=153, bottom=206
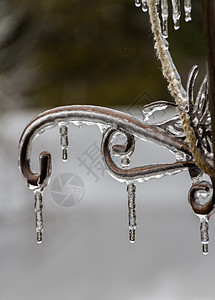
left=18, top=104, right=200, bottom=189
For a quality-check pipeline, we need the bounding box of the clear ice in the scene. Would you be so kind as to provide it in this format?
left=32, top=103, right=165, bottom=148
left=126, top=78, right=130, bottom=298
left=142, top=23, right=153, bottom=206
left=142, top=0, right=148, bottom=12
left=184, top=0, right=192, bottom=22
left=161, top=0, right=169, bottom=38
left=199, top=216, right=209, bottom=255
left=59, top=123, right=68, bottom=162
left=171, top=0, right=181, bottom=30
left=135, top=0, right=142, bottom=7
left=34, top=190, right=43, bottom=244
left=136, top=0, right=192, bottom=37
left=127, top=183, right=136, bottom=243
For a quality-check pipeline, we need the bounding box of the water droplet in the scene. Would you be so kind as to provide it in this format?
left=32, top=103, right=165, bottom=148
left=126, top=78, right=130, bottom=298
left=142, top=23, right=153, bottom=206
left=135, top=0, right=141, bottom=8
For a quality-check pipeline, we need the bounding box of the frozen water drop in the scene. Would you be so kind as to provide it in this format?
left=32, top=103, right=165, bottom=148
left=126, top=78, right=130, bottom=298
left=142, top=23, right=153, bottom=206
left=142, top=0, right=148, bottom=12
left=97, top=123, right=110, bottom=134
left=202, top=244, right=208, bottom=255
left=37, top=232, right=42, bottom=244
left=135, top=0, right=141, bottom=7
left=121, top=156, right=130, bottom=168
left=62, top=149, right=67, bottom=162
left=184, top=0, right=192, bottom=22
left=72, top=121, right=83, bottom=128
left=173, top=18, right=180, bottom=30
left=129, top=229, right=136, bottom=243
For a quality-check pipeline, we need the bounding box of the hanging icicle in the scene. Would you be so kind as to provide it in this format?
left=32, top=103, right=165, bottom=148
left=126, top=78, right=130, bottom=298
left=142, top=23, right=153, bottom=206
left=171, top=0, right=181, bottom=30
left=161, top=0, right=169, bottom=38
left=184, top=0, right=192, bottom=22
left=135, top=0, right=192, bottom=37
left=200, top=217, right=209, bottom=255
left=127, top=183, right=137, bottom=243
left=34, top=190, right=44, bottom=244
left=59, top=122, right=68, bottom=162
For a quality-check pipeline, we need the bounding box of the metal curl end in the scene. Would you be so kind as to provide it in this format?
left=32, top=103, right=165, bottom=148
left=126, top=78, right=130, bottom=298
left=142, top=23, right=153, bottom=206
left=188, top=181, right=213, bottom=216
left=38, top=151, right=52, bottom=189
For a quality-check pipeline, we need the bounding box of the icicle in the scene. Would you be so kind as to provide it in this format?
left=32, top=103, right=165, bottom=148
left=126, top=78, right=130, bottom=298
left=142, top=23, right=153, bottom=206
left=199, top=216, right=209, bottom=255
left=34, top=190, right=43, bottom=244
left=184, top=0, right=192, bottom=22
left=171, top=0, right=181, bottom=30
left=161, top=0, right=169, bottom=38
left=142, top=0, right=148, bottom=12
left=127, top=183, right=136, bottom=243
left=135, top=0, right=141, bottom=7
left=59, top=123, right=68, bottom=162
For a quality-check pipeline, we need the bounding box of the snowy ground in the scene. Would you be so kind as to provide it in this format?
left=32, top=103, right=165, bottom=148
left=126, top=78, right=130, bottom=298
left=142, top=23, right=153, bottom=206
left=1, top=108, right=215, bottom=300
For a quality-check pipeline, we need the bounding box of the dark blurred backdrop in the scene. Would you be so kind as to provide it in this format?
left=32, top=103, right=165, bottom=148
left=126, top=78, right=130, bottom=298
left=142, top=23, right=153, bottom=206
left=0, top=0, right=205, bottom=110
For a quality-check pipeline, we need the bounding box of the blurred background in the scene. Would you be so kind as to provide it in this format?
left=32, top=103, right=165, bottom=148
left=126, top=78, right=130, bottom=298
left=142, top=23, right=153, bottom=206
left=0, top=0, right=206, bottom=110
left=1, top=1, right=215, bottom=300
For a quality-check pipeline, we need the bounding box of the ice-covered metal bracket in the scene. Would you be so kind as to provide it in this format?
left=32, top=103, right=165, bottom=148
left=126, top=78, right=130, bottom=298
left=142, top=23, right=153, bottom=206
left=18, top=103, right=214, bottom=253
left=18, top=0, right=215, bottom=255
